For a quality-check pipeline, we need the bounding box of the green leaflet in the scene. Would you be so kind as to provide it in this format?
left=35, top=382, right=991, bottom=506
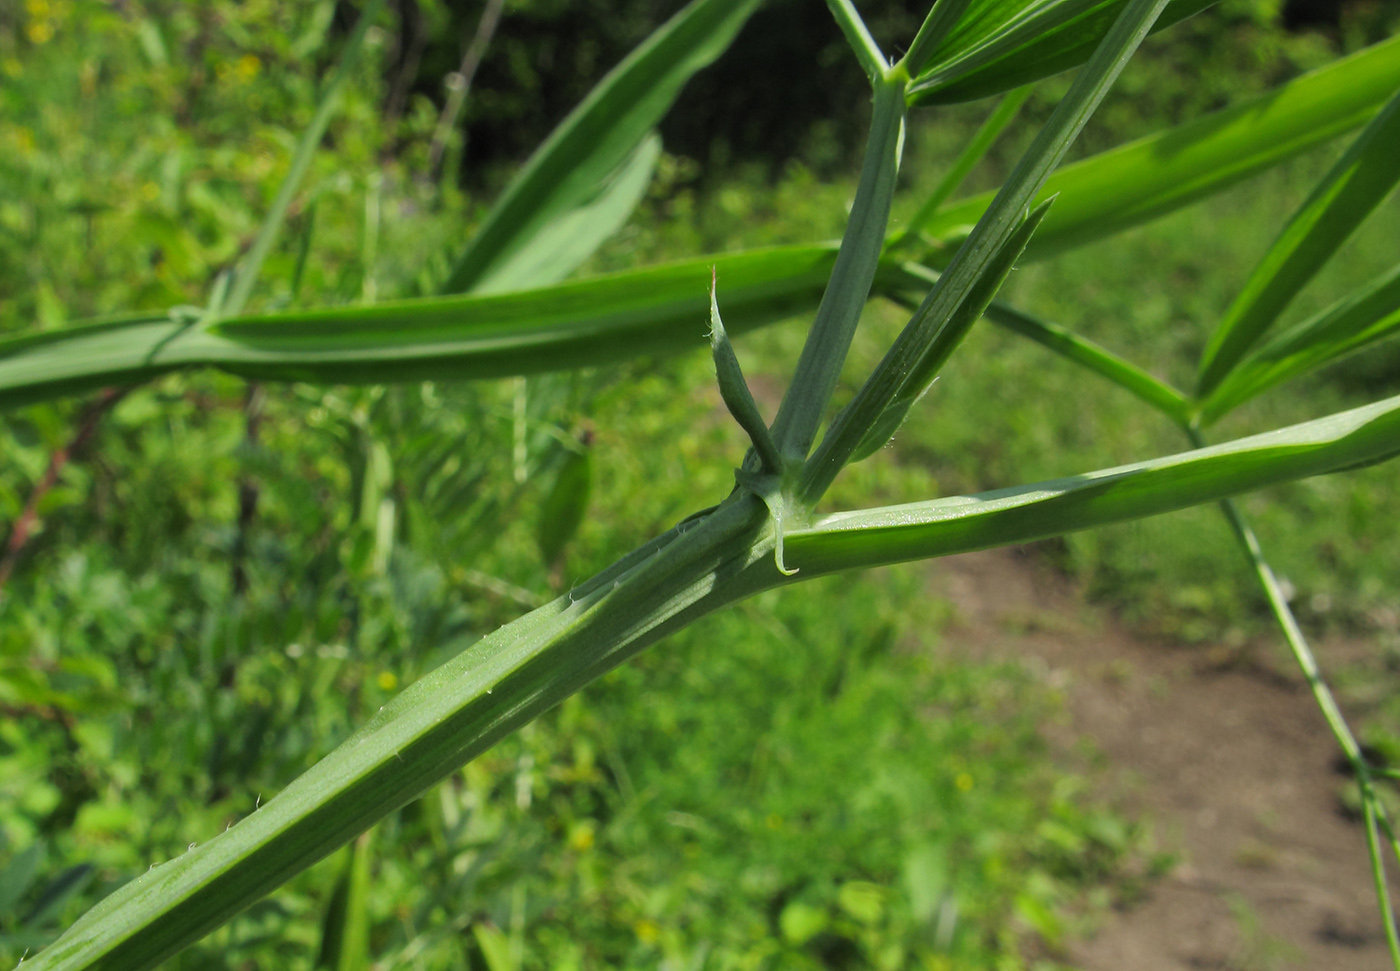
left=903, top=0, right=976, bottom=78
left=768, top=71, right=908, bottom=461
left=919, top=34, right=1400, bottom=260
left=0, top=246, right=848, bottom=411
left=24, top=489, right=774, bottom=971
left=907, top=0, right=1215, bottom=105
left=1201, top=263, right=1400, bottom=424
left=785, top=391, right=1400, bottom=576
left=845, top=200, right=1052, bottom=465
left=471, top=133, right=662, bottom=295
left=709, top=276, right=783, bottom=474
left=441, top=0, right=761, bottom=295
left=1196, top=84, right=1400, bottom=396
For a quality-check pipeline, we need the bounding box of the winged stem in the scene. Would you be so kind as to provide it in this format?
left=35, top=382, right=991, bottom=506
left=768, top=71, right=908, bottom=462
left=889, top=83, right=1033, bottom=251
left=801, top=0, right=1171, bottom=503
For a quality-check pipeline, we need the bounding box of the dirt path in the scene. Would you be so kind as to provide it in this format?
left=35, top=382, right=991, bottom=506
left=925, top=547, right=1396, bottom=971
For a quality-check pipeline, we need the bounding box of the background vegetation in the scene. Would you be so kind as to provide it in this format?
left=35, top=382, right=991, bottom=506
left=1, top=0, right=1399, bottom=968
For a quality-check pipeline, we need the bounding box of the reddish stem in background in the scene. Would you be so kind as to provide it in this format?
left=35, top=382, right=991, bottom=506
left=230, top=383, right=266, bottom=598
left=0, top=387, right=128, bottom=592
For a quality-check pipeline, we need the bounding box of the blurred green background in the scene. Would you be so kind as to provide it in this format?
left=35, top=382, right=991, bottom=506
left=2, top=1, right=1399, bottom=968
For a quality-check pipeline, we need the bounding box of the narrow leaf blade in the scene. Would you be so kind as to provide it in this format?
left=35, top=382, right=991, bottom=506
left=0, top=246, right=846, bottom=410
left=786, top=392, right=1400, bottom=575
left=442, top=0, right=760, bottom=295
left=1196, top=84, right=1400, bottom=395
left=908, top=0, right=1214, bottom=105
left=917, top=35, right=1400, bottom=261
left=1202, top=263, right=1400, bottom=423
left=470, top=133, right=662, bottom=295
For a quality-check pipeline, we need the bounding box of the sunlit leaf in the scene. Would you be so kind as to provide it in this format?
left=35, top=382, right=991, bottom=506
left=1201, top=263, right=1400, bottom=423
left=442, top=0, right=761, bottom=295
left=907, top=0, right=1215, bottom=105
left=1196, top=85, right=1400, bottom=396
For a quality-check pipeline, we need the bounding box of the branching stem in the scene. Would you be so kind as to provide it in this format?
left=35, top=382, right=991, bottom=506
left=823, top=0, right=888, bottom=78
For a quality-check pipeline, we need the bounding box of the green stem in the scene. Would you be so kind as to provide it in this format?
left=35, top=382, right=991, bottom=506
left=34, top=492, right=777, bottom=971
left=1367, top=794, right=1400, bottom=970
left=888, top=266, right=1193, bottom=424
left=1186, top=425, right=1400, bottom=969
left=801, top=0, right=1170, bottom=503
left=823, top=0, right=888, bottom=77
left=768, top=71, right=907, bottom=463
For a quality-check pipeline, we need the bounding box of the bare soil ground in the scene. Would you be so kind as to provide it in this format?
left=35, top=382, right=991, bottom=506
left=925, top=547, right=1396, bottom=971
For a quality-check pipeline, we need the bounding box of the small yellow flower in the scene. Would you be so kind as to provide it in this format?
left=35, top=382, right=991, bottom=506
left=26, top=20, right=54, bottom=45
left=633, top=919, right=660, bottom=944
left=955, top=772, right=974, bottom=792
left=141, top=182, right=160, bottom=202
left=26, top=0, right=51, bottom=16
left=377, top=670, right=398, bottom=691
left=235, top=54, right=261, bottom=82
left=568, top=823, right=595, bottom=852
left=2, top=58, right=22, bottom=78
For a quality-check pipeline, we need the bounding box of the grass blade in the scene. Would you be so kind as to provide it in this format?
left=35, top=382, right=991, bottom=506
left=6, top=41, right=1397, bottom=412
left=906, top=0, right=1213, bottom=105
left=917, top=34, right=1400, bottom=260
left=785, top=391, right=1400, bottom=576
left=902, top=0, right=975, bottom=78
left=23, top=487, right=778, bottom=971
left=1196, top=84, right=1400, bottom=396
left=1201, top=262, right=1400, bottom=423
left=316, top=832, right=373, bottom=971
left=441, top=0, right=761, bottom=295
